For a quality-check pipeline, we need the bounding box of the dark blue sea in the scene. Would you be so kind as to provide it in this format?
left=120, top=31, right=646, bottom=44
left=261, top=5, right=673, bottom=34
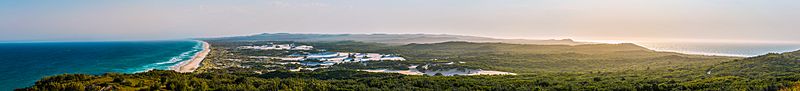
left=0, top=40, right=202, bottom=90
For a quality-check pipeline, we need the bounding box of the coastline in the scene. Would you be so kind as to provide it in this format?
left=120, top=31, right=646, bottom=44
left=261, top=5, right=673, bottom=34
left=650, top=49, right=750, bottom=57
left=172, top=40, right=210, bottom=73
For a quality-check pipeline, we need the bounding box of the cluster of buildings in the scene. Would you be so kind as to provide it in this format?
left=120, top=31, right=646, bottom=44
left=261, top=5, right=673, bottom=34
left=282, top=52, right=406, bottom=66
left=307, top=52, right=405, bottom=61
left=239, top=44, right=314, bottom=50
left=240, top=44, right=406, bottom=66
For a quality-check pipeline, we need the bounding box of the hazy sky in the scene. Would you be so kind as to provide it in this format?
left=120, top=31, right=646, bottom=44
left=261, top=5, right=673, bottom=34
left=1, top=0, right=798, bottom=43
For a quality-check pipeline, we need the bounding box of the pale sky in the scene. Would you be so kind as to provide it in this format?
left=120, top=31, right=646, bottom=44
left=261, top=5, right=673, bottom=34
left=1, top=0, right=798, bottom=43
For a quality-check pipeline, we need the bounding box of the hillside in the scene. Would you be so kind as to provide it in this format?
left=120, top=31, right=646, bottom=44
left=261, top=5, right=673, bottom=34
left=303, top=41, right=736, bottom=73
left=24, top=41, right=800, bottom=90
left=202, top=33, right=594, bottom=45
left=710, top=50, right=800, bottom=77
left=19, top=49, right=800, bottom=90
left=688, top=50, right=800, bottom=90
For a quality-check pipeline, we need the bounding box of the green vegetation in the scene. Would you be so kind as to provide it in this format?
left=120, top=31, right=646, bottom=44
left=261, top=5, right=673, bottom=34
left=695, top=51, right=800, bottom=90
left=6, top=70, right=757, bottom=91
left=306, top=41, right=736, bottom=73
left=18, top=40, right=800, bottom=90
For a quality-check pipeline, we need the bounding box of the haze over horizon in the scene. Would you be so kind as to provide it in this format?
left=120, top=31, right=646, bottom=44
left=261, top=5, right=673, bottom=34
left=1, top=0, right=799, bottom=43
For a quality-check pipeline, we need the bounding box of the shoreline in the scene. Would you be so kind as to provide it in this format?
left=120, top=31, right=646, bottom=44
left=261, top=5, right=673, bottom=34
left=172, top=40, right=210, bottom=73
left=651, top=49, right=751, bottom=57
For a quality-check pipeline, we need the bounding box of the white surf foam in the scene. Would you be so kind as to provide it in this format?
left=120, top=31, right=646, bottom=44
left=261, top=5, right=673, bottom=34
left=132, top=41, right=204, bottom=73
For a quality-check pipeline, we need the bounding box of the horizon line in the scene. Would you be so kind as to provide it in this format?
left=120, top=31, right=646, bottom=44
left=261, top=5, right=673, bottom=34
left=3, top=32, right=799, bottom=44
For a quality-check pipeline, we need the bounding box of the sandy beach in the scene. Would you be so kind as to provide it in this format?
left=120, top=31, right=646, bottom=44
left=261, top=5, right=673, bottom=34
left=173, top=40, right=210, bottom=73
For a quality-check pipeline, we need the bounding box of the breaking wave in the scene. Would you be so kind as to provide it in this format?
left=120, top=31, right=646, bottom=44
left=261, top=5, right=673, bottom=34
left=130, top=41, right=203, bottom=73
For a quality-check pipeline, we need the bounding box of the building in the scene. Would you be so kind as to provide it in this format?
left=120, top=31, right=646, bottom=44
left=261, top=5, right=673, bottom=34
left=380, top=56, right=406, bottom=61
left=307, top=52, right=339, bottom=58
left=292, top=45, right=314, bottom=50
left=240, top=44, right=314, bottom=50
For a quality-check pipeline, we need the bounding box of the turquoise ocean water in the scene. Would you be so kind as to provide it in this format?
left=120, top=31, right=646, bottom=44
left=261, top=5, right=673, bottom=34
left=0, top=40, right=202, bottom=90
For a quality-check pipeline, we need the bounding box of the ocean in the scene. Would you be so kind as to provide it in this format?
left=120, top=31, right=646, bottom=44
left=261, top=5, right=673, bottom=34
left=635, top=42, right=800, bottom=57
left=0, top=40, right=203, bottom=90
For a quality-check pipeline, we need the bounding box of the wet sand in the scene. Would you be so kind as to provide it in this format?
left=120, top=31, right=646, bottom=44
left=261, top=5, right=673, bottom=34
left=173, top=40, right=210, bottom=73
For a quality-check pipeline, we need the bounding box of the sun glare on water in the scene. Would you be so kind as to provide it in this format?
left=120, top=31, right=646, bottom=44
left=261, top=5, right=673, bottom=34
left=580, top=40, right=631, bottom=44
